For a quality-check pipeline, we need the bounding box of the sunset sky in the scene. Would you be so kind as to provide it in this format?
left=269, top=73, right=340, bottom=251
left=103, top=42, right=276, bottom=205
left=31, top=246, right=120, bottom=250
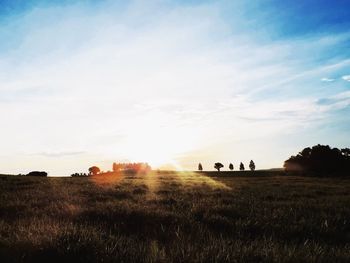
left=0, top=0, right=349, bottom=175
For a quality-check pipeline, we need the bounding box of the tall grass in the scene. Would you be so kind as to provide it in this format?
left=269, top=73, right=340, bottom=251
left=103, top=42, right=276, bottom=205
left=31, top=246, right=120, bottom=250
left=0, top=172, right=349, bottom=262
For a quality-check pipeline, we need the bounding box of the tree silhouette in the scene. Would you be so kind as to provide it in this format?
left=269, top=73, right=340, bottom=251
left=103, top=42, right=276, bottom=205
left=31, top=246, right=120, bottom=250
left=214, top=162, right=224, bottom=171
left=89, top=166, right=100, bottom=176
left=239, top=162, right=245, bottom=171
left=229, top=163, right=234, bottom=170
left=198, top=163, right=203, bottom=171
left=111, top=162, right=151, bottom=174
left=27, top=171, right=47, bottom=177
left=284, top=144, right=350, bottom=174
left=249, top=160, right=255, bottom=171
left=341, top=148, right=350, bottom=157
left=71, top=172, right=88, bottom=177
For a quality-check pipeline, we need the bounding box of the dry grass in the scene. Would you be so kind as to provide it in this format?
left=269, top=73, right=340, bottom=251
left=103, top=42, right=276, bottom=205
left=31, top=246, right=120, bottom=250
left=0, top=172, right=349, bottom=262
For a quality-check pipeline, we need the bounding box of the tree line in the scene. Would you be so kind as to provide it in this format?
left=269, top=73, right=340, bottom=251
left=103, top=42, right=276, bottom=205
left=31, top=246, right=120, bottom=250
left=67, top=144, right=350, bottom=177
left=284, top=144, right=350, bottom=175
left=112, top=162, right=151, bottom=173
left=198, top=160, right=256, bottom=172
left=71, top=162, right=152, bottom=176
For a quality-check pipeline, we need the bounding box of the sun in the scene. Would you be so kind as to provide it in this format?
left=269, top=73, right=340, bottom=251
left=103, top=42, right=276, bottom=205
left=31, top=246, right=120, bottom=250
left=116, top=125, right=197, bottom=169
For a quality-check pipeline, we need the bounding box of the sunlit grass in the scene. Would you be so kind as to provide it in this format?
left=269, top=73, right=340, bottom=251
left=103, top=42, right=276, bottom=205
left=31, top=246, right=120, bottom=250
left=0, top=173, right=349, bottom=262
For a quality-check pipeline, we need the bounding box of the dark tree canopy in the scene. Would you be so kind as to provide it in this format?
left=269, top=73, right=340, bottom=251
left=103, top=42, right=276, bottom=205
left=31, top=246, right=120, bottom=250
left=284, top=144, right=350, bottom=175
left=71, top=173, right=88, bottom=177
left=214, top=162, right=224, bottom=171
left=249, top=160, right=255, bottom=171
left=341, top=148, right=350, bottom=157
left=88, top=166, right=100, bottom=176
left=239, top=162, right=245, bottom=171
left=27, top=171, right=47, bottom=177
left=198, top=163, right=203, bottom=171
left=229, top=163, right=234, bottom=170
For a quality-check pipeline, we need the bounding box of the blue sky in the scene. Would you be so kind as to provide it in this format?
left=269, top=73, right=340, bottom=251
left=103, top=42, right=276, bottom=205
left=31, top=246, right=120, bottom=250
left=0, top=0, right=349, bottom=175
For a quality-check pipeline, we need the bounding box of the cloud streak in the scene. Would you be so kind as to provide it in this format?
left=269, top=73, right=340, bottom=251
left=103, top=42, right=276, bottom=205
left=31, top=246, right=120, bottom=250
left=321, top=78, right=335, bottom=82
left=32, top=151, right=86, bottom=158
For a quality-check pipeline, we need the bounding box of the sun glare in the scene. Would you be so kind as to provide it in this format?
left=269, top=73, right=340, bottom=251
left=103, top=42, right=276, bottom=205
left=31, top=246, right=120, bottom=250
left=117, top=125, right=197, bottom=169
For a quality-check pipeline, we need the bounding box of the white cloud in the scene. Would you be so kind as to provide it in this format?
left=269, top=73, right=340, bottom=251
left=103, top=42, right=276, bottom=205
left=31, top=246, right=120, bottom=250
left=321, top=77, right=335, bottom=82
left=341, top=75, right=350, bottom=81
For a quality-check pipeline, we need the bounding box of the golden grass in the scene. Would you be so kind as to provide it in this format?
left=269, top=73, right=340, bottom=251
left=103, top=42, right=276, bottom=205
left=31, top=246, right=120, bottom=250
left=0, top=172, right=349, bottom=262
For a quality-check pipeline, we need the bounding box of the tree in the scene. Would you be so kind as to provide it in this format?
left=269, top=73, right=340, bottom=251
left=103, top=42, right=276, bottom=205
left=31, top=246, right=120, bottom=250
left=27, top=171, right=47, bottom=177
left=239, top=162, right=245, bottom=171
left=229, top=163, right=234, bottom=170
left=249, top=160, right=255, bottom=171
left=284, top=144, right=350, bottom=175
left=111, top=162, right=151, bottom=174
left=198, top=163, right=203, bottom=171
left=88, top=166, right=100, bottom=176
left=71, top=172, right=88, bottom=177
left=214, top=162, right=224, bottom=171
left=341, top=148, right=350, bottom=157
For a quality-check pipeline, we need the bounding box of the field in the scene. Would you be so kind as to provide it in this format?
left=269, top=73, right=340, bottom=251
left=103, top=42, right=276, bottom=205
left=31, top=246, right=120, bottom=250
left=0, top=172, right=349, bottom=262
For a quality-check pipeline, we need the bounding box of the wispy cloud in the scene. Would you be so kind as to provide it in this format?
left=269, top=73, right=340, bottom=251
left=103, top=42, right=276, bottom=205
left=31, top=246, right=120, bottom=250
left=33, top=151, right=86, bottom=158
left=321, top=78, right=335, bottom=82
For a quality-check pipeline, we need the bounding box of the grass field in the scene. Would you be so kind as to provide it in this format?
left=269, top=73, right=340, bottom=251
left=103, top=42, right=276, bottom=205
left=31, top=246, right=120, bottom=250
left=0, top=172, right=349, bottom=262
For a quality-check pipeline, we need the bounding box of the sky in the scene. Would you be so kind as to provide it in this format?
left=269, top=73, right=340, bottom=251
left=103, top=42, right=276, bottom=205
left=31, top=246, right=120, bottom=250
left=0, top=0, right=349, bottom=175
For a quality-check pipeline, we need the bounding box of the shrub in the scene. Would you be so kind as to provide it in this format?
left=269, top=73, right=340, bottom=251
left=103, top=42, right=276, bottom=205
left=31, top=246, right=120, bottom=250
left=26, top=171, right=47, bottom=177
